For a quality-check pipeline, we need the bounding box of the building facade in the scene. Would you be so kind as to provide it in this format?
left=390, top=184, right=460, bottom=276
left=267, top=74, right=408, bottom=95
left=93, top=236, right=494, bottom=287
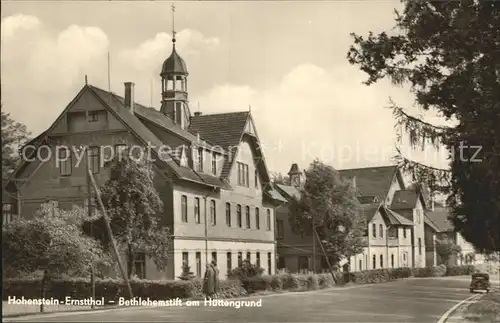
left=3, top=24, right=286, bottom=280
left=274, top=164, right=430, bottom=273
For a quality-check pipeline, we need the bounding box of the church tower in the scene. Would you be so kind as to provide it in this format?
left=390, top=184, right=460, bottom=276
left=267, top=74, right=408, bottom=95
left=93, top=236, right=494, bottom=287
left=160, top=4, right=191, bottom=129
left=288, top=163, right=303, bottom=190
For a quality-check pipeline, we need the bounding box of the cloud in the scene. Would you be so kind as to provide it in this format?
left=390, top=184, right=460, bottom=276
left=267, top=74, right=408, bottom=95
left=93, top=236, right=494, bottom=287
left=118, top=29, right=220, bottom=73
left=193, top=63, right=450, bottom=173
left=1, top=14, right=41, bottom=39
left=1, top=14, right=219, bottom=137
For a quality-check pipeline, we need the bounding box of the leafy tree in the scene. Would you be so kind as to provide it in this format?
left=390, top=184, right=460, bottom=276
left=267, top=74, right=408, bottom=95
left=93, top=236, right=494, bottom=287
left=270, top=172, right=289, bottom=186
left=435, top=237, right=462, bottom=265
left=1, top=110, right=31, bottom=180
left=288, top=159, right=365, bottom=265
left=347, top=0, right=500, bottom=253
left=89, top=154, right=172, bottom=278
left=178, top=261, right=196, bottom=280
left=2, top=202, right=109, bottom=278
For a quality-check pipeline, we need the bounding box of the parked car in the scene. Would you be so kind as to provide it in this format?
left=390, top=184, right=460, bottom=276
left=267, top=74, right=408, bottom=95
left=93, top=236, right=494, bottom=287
left=469, top=272, right=490, bottom=293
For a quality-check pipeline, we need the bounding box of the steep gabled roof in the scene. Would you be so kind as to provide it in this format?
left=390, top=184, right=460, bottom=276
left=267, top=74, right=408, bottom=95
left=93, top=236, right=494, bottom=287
left=391, top=190, right=419, bottom=210
left=189, top=111, right=249, bottom=177
left=360, top=203, right=381, bottom=222
left=424, top=213, right=441, bottom=232
left=426, top=209, right=455, bottom=232
left=383, top=206, right=414, bottom=226
left=90, top=86, right=201, bottom=146
left=338, top=165, right=401, bottom=200
left=274, top=184, right=301, bottom=200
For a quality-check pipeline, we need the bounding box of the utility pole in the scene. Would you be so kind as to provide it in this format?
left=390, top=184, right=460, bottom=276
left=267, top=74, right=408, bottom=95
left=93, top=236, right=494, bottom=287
left=313, top=227, right=337, bottom=284
left=85, top=150, right=96, bottom=308
left=312, top=214, right=316, bottom=273
left=88, top=169, right=134, bottom=299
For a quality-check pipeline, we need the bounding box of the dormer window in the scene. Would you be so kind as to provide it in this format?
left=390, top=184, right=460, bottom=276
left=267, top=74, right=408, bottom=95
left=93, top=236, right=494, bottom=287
left=197, top=147, right=203, bottom=172
left=211, top=152, right=217, bottom=175
left=87, top=111, right=98, bottom=122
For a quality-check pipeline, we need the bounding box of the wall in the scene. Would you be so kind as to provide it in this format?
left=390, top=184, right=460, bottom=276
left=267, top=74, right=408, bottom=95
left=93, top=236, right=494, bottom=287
left=413, top=199, right=426, bottom=268
left=172, top=238, right=275, bottom=280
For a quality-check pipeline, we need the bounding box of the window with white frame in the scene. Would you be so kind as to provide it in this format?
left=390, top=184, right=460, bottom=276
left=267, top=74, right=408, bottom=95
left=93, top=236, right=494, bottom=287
left=2, top=203, right=13, bottom=225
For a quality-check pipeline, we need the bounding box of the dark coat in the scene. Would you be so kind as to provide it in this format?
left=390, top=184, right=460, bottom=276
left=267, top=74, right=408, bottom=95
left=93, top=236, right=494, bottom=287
left=203, top=265, right=215, bottom=296
left=212, top=265, right=220, bottom=293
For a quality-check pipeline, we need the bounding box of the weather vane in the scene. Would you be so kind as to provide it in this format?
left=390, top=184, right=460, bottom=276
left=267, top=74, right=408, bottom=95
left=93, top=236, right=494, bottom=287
left=171, top=3, right=176, bottom=42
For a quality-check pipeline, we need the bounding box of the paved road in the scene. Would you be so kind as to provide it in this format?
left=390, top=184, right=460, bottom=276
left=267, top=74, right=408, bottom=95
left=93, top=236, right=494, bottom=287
left=5, top=276, right=492, bottom=323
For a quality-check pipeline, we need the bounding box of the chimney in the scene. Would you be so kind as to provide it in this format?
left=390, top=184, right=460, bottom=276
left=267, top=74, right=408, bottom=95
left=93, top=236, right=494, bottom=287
left=124, top=82, right=135, bottom=114
left=194, top=111, right=202, bottom=117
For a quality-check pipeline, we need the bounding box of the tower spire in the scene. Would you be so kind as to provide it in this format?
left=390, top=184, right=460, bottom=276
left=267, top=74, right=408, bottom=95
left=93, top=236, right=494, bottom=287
left=171, top=3, right=176, bottom=44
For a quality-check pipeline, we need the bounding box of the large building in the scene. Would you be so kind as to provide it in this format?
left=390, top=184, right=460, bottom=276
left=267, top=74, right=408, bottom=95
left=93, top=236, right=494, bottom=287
left=3, top=21, right=286, bottom=280
left=274, top=164, right=430, bottom=272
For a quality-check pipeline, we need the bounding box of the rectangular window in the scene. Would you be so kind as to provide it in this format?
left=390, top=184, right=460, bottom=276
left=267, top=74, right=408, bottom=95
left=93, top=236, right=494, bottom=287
left=212, top=252, right=217, bottom=264
left=359, top=259, right=362, bottom=271
left=246, top=252, right=251, bottom=261
left=237, top=162, right=249, bottom=187
left=277, top=219, right=284, bottom=240
left=194, top=197, right=200, bottom=224
left=418, top=238, right=422, bottom=255
left=256, top=252, right=261, bottom=267
left=182, top=252, right=189, bottom=266
left=238, top=252, right=242, bottom=267
left=226, top=252, right=232, bottom=275
left=372, top=223, right=377, bottom=238
left=372, top=255, right=376, bottom=269
left=211, top=152, right=217, bottom=175
left=403, top=228, right=407, bottom=238
left=210, top=200, right=216, bottom=226
left=88, top=146, right=100, bottom=174
left=267, top=253, right=272, bottom=275
left=245, top=164, right=249, bottom=187
left=58, top=148, right=72, bottom=176
left=380, top=255, right=383, bottom=268
left=2, top=203, right=13, bottom=225
left=197, top=147, right=203, bottom=172
left=255, top=207, right=260, bottom=230
left=391, top=254, right=395, bottom=268
left=266, top=209, right=271, bottom=231
left=181, top=195, right=188, bottom=222
left=379, top=224, right=383, bottom=238
left=225, top=203, right=231, bottom=227
left=245, top=206, right=251, bottom=228
left=83, top=197, right=96, bottom=217
left=131, top=253, right=146, bottom=279
left=87, top=111, right=98, bottom=122
left=254, top=169, right=258, bottom=188
left=237, top=204, right=242, bottom=228
left=196, top=252, right=201, bottom=278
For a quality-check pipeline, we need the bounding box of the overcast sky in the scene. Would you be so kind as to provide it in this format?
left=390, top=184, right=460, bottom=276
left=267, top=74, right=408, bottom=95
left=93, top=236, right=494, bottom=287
left=1, top=1, right=450, bottom=175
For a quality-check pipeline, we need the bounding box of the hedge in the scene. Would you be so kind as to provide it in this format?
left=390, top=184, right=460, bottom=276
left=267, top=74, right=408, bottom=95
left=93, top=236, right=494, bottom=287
left=2, top=265, right=478, bottom=301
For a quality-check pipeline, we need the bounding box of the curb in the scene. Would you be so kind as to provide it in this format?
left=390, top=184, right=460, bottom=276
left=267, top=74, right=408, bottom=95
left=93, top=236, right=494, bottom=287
left=437, top=293, right=485, bottom=323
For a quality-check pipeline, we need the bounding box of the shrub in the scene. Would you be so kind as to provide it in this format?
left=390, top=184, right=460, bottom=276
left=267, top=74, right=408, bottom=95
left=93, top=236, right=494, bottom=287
left=2, top=277, right=243, bottom=301
left=228, top=260, right=264, bottom=280
left=178, top=262, right=196, bottom=281
left=445, top=265, right=477, bottom=276
left=270, top=275, right=284, bottom=291
left=307, top=274, right=319, bottom=290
